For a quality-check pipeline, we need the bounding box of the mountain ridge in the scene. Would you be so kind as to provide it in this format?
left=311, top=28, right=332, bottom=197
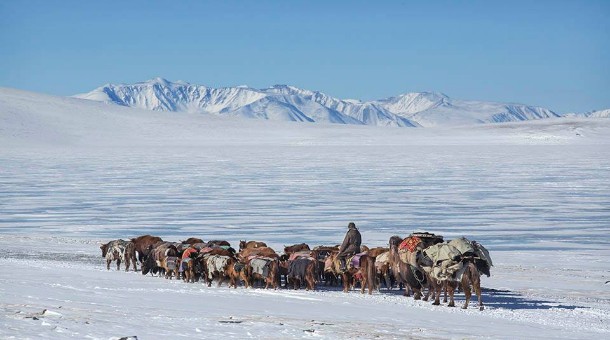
left=75, top=78, right=563, bottom=127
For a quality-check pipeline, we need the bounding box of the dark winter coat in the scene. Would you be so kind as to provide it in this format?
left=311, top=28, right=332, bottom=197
left=338, top=226, right=361, bottom=257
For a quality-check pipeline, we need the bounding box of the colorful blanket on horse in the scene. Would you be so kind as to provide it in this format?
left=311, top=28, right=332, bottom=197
left=399, top=236, right=421, bottom=252
left=250, top=257, right=274, bottom=278
left=182, top=247, right=198, bottom=260
left=349, top=252, right=367, bottom=269
left=288, top=251, right=313, bottom=262
left=180, top=257, right=192, bottom=272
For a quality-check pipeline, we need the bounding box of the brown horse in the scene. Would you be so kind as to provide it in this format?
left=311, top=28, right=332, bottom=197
left=238, top=246, right=279, bottom=261
left=426, top=260, right=483, bottom=310
left=314, top=245, right=340, bottom=285
left=246, top=257, right=280, bottom=289
left=283, top=243, right=310, bottom=256
left=287, top=257, right=316, bottom=290
left=201, top=254, right=248, bottom=288
left=374, top=250, right=393, bottom=289
left=239, top=240, right=268, bottom=251
left=328, top=252, right=375, bottom=294
left=141, top=242, right=179, bottom=278
left=131, top=235, right=163, bottom=264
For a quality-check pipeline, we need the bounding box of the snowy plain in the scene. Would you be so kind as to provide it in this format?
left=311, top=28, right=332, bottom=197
left=1, top=88, right=609, bottom=339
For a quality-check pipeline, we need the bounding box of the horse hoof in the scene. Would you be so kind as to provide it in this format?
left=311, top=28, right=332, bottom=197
left=479, top=306, right=484, bottom=311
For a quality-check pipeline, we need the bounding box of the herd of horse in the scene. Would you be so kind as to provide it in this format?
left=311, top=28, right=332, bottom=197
left=99, top=232, right=492, bottom=310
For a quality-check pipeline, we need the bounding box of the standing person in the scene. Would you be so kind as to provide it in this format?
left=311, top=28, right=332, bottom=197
left=337, top=222, right=361, bottom=271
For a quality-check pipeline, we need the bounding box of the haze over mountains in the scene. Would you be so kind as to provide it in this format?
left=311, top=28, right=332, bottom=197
left=75, top=78, right=565, bottom=128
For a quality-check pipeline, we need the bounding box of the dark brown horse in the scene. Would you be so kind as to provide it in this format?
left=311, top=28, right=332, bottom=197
left=181, top=237, right=204, bottom=245
left=141, top=242, right=179, bottom=278
left=388, top=236, right=427, bottom=299
left=131, top=235, right=163, bottom=264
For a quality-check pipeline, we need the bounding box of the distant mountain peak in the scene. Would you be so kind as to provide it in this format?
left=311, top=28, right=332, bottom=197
left=74, top=79, right=560, bottom=127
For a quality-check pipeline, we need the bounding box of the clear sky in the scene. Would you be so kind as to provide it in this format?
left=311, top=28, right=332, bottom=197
left=1, top=0, right=608, bottom=113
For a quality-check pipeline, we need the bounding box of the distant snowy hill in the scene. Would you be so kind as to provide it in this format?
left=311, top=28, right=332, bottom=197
left=2, top=87, right=609, bottom=150
left=574, top=108, right=610, bottom=118
left=74, top=78, right=560, bottom=127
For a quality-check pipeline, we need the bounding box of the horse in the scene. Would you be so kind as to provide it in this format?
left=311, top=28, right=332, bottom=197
left=328, top=252, right=375, bottom=294
left=374, top=251, right=393, bottom=289
left=181, top=237, right=204, bottom=245
left=141, top=242, right=179, bottom=279
left=201, top=254, right=248, bottom=288
left=287, top=257, right=316, bottom=290
left=246, top=256, right=280, bottom=289
left=130, top=235, right=163, bottom=264
left=100, top=239, right=137, bottom=272
left=205, top=240, right=231, bottom=248
left=238, top=246, right=279, bottom=261
left=314, top=245, right=340, bottom=285
left=239, top=240, right=268, bottom=251
left=283, top=243, right=310, bottom=256
left=388, top=236, right=427, bottom=299
left=444, top=261, right=484, bottom=310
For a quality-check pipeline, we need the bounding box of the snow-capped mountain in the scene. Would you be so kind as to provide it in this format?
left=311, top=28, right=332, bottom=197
left=75, top=78, right=560, bottom=127
left=576, top=108, right=610, bottom=118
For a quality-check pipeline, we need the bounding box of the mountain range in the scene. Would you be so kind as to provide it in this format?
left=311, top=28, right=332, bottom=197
left=75, top=78, right=565, bottom=127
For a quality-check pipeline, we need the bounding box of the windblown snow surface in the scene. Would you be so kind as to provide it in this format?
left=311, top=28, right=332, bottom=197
left=1, top=87, right=609, bottom=339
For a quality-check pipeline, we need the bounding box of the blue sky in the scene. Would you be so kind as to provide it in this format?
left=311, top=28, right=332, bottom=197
left=0, top=0, right=608, bottom=113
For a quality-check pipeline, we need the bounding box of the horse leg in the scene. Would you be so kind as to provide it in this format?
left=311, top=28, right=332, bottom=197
left=422, top=282, right=432, bottom=301
left=116, top=259, right=121, bottom=271
left=462, top=278, right=472, bottom=309
left=473, top=273, right=484, bottom=311
left=432, top=282, right=441, bottom=305
left=342, top=273, right=349, bottom=293
left=106, top=259, right=111, bottom=270
left=447, top=282, right=456, bottom=307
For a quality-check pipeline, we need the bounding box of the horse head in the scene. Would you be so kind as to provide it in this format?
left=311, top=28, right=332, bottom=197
left=388, top=235, right=402, bottom=249
left=100, top=243, right=109, bottom=258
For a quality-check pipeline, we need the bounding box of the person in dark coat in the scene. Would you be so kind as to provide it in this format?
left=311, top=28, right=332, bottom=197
left=337, top=222, right=361, bottom=271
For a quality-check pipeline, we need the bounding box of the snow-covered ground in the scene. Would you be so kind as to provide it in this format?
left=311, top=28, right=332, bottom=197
left=1, top=88, right=609, bottom=339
